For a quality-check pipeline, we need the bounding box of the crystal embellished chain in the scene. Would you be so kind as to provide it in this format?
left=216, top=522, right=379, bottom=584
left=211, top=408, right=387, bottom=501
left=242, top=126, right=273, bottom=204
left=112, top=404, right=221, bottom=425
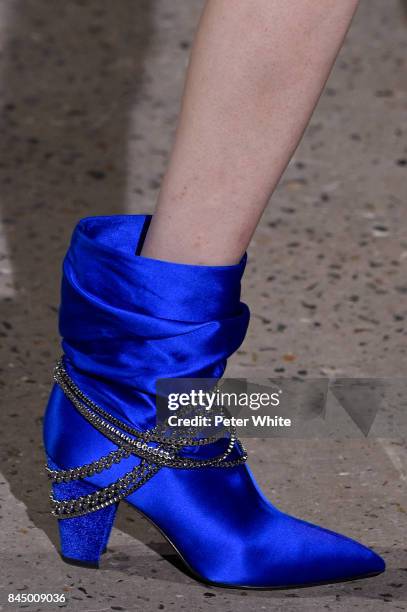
left=48, top=357, right=247, bottom=519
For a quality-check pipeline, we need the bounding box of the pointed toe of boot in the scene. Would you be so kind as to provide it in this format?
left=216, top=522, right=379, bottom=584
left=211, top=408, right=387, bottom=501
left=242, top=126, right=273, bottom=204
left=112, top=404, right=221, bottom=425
left=328, top=536, right=385, bottom=582
left=268, top=513, right=386, bottom=588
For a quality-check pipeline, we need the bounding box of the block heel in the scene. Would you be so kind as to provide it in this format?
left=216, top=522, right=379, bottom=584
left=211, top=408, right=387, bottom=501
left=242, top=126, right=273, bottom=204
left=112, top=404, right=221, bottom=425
left=50, top=460, right=118, bottom=568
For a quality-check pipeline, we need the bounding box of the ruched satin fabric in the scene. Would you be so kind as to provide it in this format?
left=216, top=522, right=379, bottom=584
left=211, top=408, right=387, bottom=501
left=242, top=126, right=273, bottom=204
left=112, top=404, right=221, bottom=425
left=59, top=215, right=250, bottom=430
left=44, top=214, right=385, bottom=587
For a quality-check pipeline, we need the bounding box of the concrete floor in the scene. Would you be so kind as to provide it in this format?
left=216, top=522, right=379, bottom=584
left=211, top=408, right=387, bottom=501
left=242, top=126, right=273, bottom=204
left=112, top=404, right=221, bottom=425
left=0, top=0, right=406, bottom=610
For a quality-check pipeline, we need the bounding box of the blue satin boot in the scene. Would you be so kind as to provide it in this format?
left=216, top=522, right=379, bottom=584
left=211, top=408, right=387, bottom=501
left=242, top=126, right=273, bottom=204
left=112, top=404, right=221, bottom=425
left=43, top=215, right=385, bottom=588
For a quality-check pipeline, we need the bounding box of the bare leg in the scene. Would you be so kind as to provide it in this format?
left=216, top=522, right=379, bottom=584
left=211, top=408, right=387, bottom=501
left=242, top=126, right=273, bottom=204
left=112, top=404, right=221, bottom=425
left=141, top=0, right=360, bottom=265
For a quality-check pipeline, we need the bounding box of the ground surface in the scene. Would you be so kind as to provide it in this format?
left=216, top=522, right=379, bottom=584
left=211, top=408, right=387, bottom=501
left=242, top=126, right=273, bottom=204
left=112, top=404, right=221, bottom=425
left=0, top=1, right=406, bottom=611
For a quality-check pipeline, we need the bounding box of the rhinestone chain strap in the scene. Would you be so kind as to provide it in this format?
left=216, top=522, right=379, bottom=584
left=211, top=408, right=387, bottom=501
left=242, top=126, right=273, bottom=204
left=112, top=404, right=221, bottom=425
left=48, top=357, right=247, bottom=519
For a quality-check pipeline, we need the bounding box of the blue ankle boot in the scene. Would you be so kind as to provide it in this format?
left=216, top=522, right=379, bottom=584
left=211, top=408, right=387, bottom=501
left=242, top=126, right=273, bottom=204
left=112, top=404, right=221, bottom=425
left=43, top=215, right=385, bottom=588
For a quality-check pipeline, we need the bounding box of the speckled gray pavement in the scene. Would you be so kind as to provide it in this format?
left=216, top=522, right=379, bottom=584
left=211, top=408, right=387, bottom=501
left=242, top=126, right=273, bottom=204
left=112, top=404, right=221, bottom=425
left=0, top=0, right=406, bottom=610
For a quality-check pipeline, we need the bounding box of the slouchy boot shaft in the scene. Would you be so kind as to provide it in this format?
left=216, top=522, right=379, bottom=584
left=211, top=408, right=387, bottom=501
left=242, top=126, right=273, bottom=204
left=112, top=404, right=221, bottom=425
left=59, top=215, right=250, bottom=429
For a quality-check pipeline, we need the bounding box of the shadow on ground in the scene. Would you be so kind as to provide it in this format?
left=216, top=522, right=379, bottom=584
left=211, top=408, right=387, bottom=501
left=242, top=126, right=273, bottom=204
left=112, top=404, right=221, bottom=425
left=0, top=0, right=152, bottom=550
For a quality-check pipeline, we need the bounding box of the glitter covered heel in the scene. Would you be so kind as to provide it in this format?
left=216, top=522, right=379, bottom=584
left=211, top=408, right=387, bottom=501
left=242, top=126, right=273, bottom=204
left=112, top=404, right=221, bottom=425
left=48, top=458, right=118, bottom=568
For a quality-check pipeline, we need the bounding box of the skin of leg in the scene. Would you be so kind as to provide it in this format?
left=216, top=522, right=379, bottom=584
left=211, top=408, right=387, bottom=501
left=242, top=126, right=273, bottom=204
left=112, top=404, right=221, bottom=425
left=141, top=0, right=360, bottom=265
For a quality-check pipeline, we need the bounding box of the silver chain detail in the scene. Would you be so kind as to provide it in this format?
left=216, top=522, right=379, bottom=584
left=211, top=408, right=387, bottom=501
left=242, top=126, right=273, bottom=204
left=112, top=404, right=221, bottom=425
left=48, top=357, right=247, bottom=519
